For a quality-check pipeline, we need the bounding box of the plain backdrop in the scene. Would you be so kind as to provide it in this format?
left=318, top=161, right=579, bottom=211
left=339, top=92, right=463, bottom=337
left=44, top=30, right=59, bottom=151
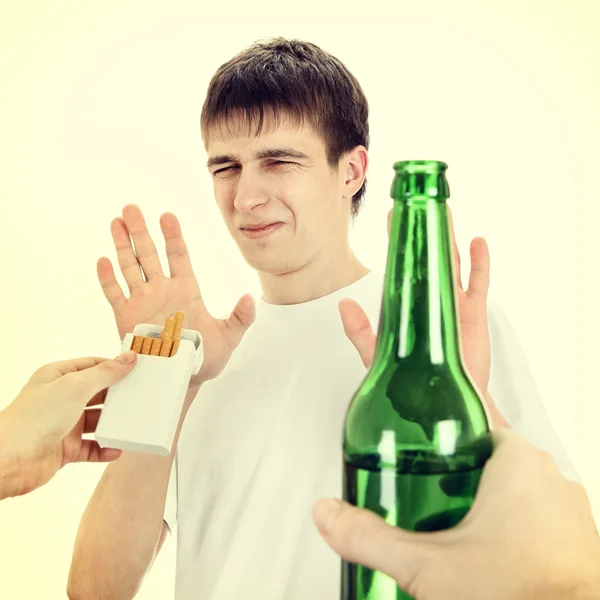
left=1, top=0, right=598, bottom=598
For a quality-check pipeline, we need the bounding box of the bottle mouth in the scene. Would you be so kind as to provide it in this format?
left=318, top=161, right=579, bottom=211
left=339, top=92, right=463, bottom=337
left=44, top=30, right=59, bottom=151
left=393, top=160, right=448, bottom=174
left=391, top=160, right=450, bottom=200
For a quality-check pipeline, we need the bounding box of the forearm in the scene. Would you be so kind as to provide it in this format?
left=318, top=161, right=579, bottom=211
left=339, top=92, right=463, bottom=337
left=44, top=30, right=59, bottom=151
left=68, top=383, right=201, bottom=599
left=68, top=452, right=174, bottom=598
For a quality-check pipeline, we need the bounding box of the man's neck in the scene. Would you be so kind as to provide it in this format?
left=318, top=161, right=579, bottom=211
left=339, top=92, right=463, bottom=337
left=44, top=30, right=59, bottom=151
left=258, top=251, right=369, bottom=305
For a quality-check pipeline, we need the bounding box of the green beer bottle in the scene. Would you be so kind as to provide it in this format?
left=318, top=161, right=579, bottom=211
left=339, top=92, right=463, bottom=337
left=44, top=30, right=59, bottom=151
left=342, top=160, right=493, bottom=600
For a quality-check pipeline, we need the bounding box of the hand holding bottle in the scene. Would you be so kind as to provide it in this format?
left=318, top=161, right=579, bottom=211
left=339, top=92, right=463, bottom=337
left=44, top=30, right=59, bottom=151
left=314, top=428, right=600, bottom=600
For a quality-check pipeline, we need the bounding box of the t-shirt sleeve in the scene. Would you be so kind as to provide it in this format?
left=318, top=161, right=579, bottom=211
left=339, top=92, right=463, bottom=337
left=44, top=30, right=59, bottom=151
left=163, top=452, right=178, bottom=534
left=487, top=299, right=580, bottom=482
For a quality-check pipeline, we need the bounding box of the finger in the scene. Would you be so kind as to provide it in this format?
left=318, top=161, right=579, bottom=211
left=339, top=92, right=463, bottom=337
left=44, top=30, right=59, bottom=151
left=111, top=217, right=145, bottom=290
left=65, top=351, right=138, bottom=401
left=71, top=441, right=123, bottom=463
left=387, top=207, right=392, bottom=237
left=313, top=499, right=429, bottom=591
left=461, top=429, right=540, bottom=516
left=97, top=257, right=127, bottom=309
left=160, top=212, right=196, bottom=279
left=83, top=408, right=102, bottom=433
left=446, top=205, right=463, bottom=290
left=86, top=389, right=107, bottom=407
left=31, top=356, right=112, bottom=383
left=467, top=430, right=538, bottom=496
left=122, top=204, right=164, bottom=281
left=466, top=237, right=490, bottom=299
left=339, top=298, right=376, bottom=369
left=223, top=294, right=256, bottom=345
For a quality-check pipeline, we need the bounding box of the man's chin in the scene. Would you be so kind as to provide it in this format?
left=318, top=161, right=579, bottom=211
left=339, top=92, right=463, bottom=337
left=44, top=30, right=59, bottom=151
left=238, top=249, right=296, bottom=276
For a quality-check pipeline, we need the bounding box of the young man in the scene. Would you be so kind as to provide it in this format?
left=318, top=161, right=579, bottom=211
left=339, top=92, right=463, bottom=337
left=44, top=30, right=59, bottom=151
left=68, top=38, right=577, bottom=599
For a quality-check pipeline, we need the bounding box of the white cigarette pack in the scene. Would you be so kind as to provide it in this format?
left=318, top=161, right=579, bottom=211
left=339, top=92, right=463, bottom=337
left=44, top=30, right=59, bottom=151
left=95, top=323, right=204, bottom=457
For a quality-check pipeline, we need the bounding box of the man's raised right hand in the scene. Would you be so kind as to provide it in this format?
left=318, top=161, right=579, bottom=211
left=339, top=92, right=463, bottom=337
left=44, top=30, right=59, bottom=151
left=97, top=204, right=255, bottom=386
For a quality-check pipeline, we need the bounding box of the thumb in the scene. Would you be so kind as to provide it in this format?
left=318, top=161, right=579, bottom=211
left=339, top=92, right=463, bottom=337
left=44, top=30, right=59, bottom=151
left=339, top=298, right=376, bottom=369
left=224, top=293, right=256, bottom=342
left=313, top=499, right=428, bottom=592
left=67, top=351, right=138, bottom=399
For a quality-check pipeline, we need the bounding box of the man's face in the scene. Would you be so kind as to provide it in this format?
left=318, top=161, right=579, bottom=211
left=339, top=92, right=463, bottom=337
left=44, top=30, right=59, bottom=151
left=205, top=113, right=351, bottom=276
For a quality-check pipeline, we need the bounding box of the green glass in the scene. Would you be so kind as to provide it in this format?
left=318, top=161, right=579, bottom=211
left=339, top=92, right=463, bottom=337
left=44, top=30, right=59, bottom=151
left=341, top=160, right=493, bottom=600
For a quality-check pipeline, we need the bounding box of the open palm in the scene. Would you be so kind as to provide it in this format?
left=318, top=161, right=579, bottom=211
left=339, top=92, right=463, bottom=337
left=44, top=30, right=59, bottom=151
left=97, top=204, right=255, bottom=385
left=341, top=205, right=492, bottom=398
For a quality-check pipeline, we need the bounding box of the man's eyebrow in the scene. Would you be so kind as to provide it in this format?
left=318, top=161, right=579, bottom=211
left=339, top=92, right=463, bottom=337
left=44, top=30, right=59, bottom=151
left=255, top=147, right=310, bottom=161
left=206, top=154, right=237, bottom=169
left=206, top=147, right=310, bottom=169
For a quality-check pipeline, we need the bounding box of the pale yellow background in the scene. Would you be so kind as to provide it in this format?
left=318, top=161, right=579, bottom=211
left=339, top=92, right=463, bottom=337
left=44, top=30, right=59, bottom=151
left=0, top=0, right=598, bottom=598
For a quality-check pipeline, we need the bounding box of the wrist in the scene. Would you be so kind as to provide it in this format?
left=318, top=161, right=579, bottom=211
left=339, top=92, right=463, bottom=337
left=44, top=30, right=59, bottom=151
left=171, top=382, right=204, bottom=451
left=185, top=381, right=202, bottom=408
left=483, top=390, right=510, bottom=429
left=528, top=572, right=600, bottom=600
left=189, top=372, right=206, bottom=390
left=188, top=379, right=203, bottom=393
left=0, top=409, right=23, bottom=500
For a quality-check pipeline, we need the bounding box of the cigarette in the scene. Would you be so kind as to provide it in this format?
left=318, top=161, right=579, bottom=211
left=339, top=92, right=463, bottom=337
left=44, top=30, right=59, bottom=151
left=131, top=335, right=144, bottom=354
left=159, top=338, right=174, bottom=357
left=173, top=311, right=184, bottom=339
left=150, top=337, right=163, bottom=356
left=162, top=317, right=175, bottom=339
left=168, top=311, right=185, bottom=357
left=140, top=336, right=153, bottom=355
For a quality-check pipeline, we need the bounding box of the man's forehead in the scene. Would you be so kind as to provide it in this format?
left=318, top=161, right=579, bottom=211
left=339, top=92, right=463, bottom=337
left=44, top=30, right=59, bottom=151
left=205, top=113, right=322, bottom=159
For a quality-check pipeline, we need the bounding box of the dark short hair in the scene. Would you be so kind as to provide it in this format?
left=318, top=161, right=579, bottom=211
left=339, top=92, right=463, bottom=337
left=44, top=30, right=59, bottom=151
left=200, top=37, right=370, bottom=217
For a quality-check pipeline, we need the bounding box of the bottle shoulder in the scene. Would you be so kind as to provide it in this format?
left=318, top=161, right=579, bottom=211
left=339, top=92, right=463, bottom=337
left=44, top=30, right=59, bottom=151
left=344, top=360, right=490, bottom=463
left=351, top=359, right=484, bottom=409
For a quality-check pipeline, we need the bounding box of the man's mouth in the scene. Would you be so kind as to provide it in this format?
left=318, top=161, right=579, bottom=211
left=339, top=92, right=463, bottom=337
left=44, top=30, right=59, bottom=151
left=239, top=222, right=284, bottom=239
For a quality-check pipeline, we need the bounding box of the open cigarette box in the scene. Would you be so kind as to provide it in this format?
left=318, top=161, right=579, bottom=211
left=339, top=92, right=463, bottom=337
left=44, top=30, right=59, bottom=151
left=95, top=320, right=203, bottom=457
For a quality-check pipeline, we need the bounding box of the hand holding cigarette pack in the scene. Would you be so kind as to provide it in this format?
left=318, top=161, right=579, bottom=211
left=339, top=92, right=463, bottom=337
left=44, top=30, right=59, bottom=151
left=95, top=311, right=204, bottom=456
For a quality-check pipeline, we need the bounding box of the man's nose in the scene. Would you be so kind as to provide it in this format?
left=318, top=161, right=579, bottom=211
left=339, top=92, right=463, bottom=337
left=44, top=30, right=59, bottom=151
left=233, top=169, right=269, bottom=213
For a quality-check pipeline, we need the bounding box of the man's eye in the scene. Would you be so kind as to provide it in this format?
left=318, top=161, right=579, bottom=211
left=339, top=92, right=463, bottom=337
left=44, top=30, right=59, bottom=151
left=213, top=166, right=238, bottom=175
left=270, top=160, right=295, bottom=167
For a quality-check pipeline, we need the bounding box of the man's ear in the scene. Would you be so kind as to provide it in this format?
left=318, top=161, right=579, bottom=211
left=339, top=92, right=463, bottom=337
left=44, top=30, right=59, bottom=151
left=342, top=146, right=368, bottom=198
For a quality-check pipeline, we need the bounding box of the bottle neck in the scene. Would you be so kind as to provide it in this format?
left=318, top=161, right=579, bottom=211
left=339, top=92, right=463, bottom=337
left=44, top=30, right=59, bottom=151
left=373, top=197, right=461, bottom=366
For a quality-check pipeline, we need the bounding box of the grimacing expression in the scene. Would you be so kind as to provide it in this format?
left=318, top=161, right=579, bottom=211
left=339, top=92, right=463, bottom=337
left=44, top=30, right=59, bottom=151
left=205, top=114, right=353, bottom=276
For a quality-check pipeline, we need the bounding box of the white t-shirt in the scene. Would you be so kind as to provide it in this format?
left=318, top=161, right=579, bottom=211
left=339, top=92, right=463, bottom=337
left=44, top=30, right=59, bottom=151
left=164, top=269, right=577, bottom=600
